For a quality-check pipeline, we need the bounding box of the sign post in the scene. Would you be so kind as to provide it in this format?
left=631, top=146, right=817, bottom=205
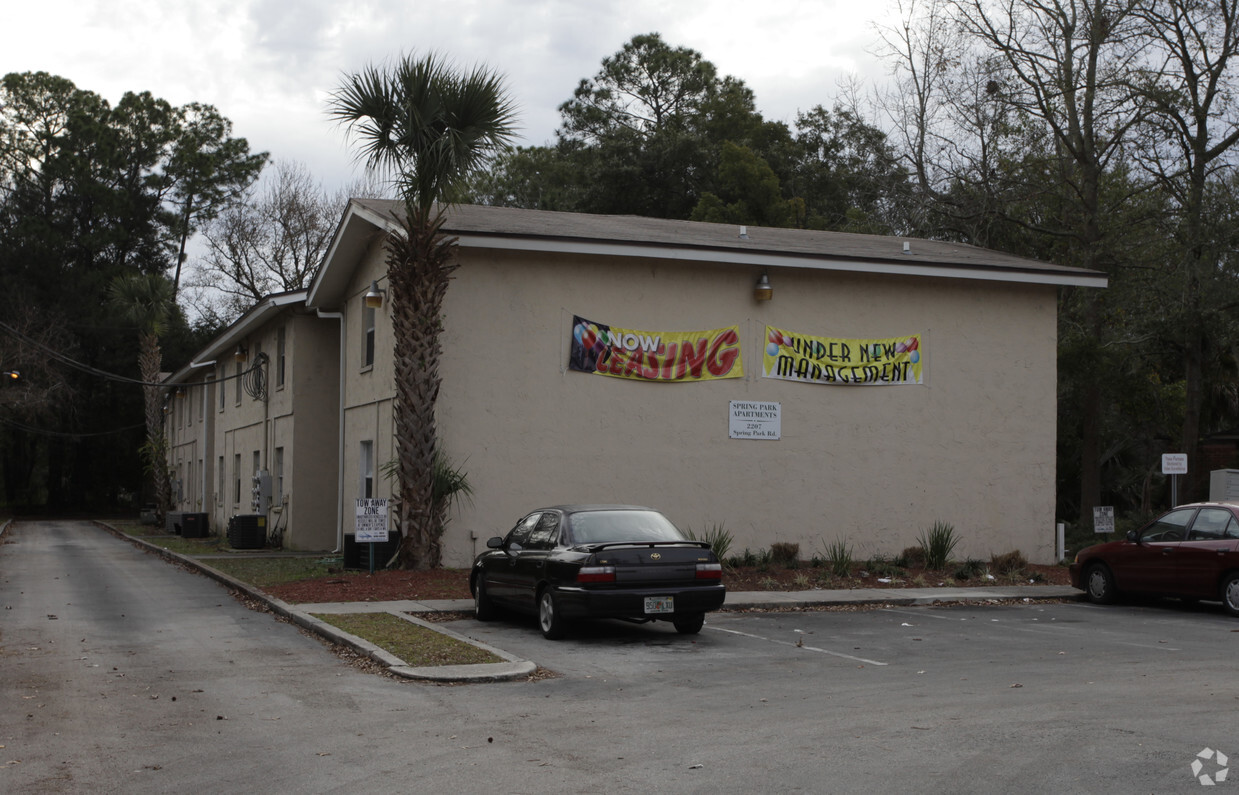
left=355, top=498, right=389, bottom=574
left=1162, top=454, right=1188, bottom=507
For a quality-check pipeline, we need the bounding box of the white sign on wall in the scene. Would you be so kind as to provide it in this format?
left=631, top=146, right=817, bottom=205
left=729, top=401, right=781, bottom=440
left=1093, top=506, right=1115, bottom=535
left=355, top=498, right=389, bottom=542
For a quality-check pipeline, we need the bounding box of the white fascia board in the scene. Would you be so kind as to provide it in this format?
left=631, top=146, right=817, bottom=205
left=455, top=233, right=1108, bottom=289
left=176, top=292, right=308, bottom=377
left=307, top=202, right=393, bottom=308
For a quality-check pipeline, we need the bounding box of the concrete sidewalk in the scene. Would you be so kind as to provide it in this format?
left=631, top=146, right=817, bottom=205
left=98, top=522, right=1080, bottom=684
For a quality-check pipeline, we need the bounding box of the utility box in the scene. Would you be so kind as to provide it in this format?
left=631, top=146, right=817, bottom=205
left=165, top=511, right=184, bottom=535
left=1210, top=469, right=1239, bottom=502
left=181, top=512, right=209, bottom=538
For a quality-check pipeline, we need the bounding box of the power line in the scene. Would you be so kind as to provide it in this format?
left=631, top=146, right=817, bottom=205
left=0, top=415, right=146, bottom=438
left=0, top=318, right=256, bottom=388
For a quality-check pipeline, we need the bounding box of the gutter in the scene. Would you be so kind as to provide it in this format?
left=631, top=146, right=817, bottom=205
left=316, top=309, right=346, bottom=553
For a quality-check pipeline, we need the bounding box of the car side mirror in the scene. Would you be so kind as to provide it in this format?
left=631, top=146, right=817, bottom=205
left=1126, top=530, right=1138, bottom=543
left=486, top=536, right=503, bottom=549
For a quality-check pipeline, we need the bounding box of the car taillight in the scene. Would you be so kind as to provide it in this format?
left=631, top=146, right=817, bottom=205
left=577, top=565, right=616, bottom=583
left=696, top=562, right=722, bottom=580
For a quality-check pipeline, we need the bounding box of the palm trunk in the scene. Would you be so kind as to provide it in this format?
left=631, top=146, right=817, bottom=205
left=386, top=205, right=458, bottom=569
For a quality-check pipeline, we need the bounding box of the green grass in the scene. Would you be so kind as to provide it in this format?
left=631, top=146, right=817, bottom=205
left=312, top=612, right=502, bottom=667
left=205, top=557, right=338, bottom=588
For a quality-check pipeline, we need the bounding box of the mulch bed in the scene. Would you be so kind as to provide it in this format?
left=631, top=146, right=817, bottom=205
left=262, top=562, right=1072, bottom=604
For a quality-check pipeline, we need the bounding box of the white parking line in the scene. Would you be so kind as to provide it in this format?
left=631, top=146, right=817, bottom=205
left=708, top=626, right=889, bottom=666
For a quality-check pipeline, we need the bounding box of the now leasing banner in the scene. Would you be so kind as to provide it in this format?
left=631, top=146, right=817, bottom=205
left=569, top=315, right=743, bottom=382
left=762, top=326, right=924, bottom=386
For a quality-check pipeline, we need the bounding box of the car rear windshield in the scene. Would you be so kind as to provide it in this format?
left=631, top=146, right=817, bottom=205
left=567, top=510, right=686, bottom=545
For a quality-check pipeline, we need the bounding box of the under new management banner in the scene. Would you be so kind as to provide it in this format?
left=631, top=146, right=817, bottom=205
left=762, top=326, right=923, bottom=386
left=569, top=315, right=743, bottom=382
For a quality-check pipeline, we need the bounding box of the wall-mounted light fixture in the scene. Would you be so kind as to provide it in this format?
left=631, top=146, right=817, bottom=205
left=753, top=272, right=773, bottom=301
left=2, top=370, right=18, bottom=380
left=365, top=280, right=387, bottom=309
left=175, top=387, right=186, bottom=399
left=234, top=344, right=248, bottom=363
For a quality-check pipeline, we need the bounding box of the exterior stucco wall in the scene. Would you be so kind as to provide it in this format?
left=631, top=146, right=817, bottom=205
left=342, top=242, right=1058, bottom=566
left=285, top=314, right=341, bottom=549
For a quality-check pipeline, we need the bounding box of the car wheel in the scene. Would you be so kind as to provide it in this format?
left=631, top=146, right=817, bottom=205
left=673, top=613, right=705, bottom=635
left=538, top=588, right=568, bottom=640
left=1084, top=563, right=1118, bottom=605
left=1221, top=573, right=1239, bottom=617
left=474, top=577, right=496, bottom=621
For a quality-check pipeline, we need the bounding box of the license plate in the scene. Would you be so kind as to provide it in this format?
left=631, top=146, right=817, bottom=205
left=644, top=596, right=674, bottom=614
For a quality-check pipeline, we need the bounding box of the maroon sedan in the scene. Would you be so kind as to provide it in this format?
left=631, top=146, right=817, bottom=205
left=1070, top=501, right=1239, bottom=615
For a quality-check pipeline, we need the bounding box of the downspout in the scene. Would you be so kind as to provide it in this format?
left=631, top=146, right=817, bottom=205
left=317, top=309, right=346, bottom=553
left=189, top=359, right=216, bottom=519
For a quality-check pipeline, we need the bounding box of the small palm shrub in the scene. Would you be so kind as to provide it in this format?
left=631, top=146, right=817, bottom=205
left=918, top=521, right=959, bottom=570
left=685, top=523, right=734, bottom=564
left=821, top=538, right=854, bottom=578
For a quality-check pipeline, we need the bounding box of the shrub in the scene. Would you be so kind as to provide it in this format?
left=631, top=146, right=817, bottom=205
left=918, top=521, right=959, bottom=570
left=898, top=545, right=926, bottom=569
left=727, top=548, right=758, bottom=568
left=820, top=538, right=854, bottom=578
left=864, top=554, right=905, bottom=578
left=754, top=548, right=774, bottom=571
left=793, top=573, right=811, bottom=589
left=990, top=550, right=1028, bottom=575
left=953, top=558, right=986, bottom=581
left=770, top=542, right=800, bottom=567
left=685, top=522, right=734, bottom=564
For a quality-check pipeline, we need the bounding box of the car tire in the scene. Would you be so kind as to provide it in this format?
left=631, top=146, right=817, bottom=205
left=1084, top=563, right=1118, bottom=605
left=538, top=588, right=568, bottom=640
left=474, top=577, right=496, bottom=621
left=1221, top=573, right=1239, bottom=617
left=673, top=613, right=705, bottom=635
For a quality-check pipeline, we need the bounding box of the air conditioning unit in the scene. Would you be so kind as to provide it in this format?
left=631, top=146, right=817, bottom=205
left=228, top=514, right=266, bottom=550
left=181, top=512, right=210, bottom=539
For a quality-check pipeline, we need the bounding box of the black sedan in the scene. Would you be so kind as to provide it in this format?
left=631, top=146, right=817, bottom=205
left=1070, top=501, right=1239, bottom=615
left=469, top=505, right=726, bottom=639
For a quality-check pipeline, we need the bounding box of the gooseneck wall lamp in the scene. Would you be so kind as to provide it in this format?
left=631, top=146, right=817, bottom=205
left=365, top=281, right=387, bottom=309
left=753, top=272, right=773, bottom=301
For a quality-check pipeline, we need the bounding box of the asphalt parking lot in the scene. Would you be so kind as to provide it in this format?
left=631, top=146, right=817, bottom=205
left=442, top=599, right=1239, bottom=792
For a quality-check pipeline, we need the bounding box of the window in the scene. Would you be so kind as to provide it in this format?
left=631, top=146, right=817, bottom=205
left=234, top=361, right=243, bottom=405
left=1189, top=508, right=1238, bottom=541
left=218, top=456, right=225, bottom=505
left=505, top=513, right=541, bottom=549
left=1141, top=508, right=1194, bottom=542
left=359, top=440, right=373, bottom=498
left=274, top=447, right=284, bottom=505
left=233, top=453, right=241, bottom=505
left=362, top=303, right=375, bottom=368
left=197, top=382, right=204, bottom=422
left=276, top=326, right=287, bottom=388
left=218, top=367, right=225, bottom=411
left=528, top=513, right=560, bottom=550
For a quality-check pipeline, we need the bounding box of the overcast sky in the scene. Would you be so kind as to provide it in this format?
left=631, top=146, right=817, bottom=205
left=3, top=0, right=902, bottom=192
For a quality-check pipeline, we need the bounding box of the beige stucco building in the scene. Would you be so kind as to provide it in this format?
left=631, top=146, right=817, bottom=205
left=164, top=291, right=340, bottom=550
left=293, top=201, right=1105, bottom=565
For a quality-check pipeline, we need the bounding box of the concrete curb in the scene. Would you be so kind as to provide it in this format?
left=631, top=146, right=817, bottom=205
left=93, top=521, right=537, bottom=683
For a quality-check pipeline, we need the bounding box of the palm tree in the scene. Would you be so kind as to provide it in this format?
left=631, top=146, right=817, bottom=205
left=329, top=53, right=517, bottom=569
left=108, top=272, right=177, bottom=524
